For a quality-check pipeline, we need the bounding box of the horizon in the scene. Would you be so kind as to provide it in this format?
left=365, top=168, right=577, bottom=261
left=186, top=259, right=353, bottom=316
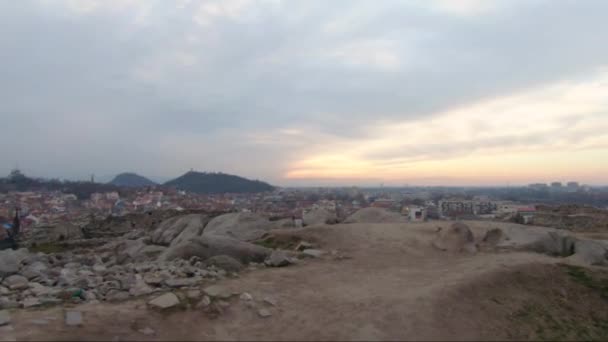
left=2, top=1, right=608, bottom=186
left=4, top=168, right=607, bottom=189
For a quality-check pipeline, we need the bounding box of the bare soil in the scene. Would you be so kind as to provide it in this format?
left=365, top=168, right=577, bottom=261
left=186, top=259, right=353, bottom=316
left=4, top=222, right=608, bottom=341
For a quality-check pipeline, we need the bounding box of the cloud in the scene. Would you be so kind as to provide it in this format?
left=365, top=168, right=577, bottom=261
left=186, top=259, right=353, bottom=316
left=0, top=0, right=607, bottom=185
left=285, top=71, right=608, bottom=184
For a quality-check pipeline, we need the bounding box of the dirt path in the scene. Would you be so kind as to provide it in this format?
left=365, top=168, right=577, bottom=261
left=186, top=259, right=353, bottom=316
left=2, top=223, right=578, bottom=341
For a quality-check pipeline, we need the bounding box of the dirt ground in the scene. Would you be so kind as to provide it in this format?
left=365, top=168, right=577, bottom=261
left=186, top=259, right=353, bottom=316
left=3, top=222, right=608, bottom=341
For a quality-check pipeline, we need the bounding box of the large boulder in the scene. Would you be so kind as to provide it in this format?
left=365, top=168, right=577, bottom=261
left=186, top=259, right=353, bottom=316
left=151, top=214, right=209, bottom=246
left=20, top=261, right=49, bottom=280
left=115, top=238, right=167, bottom=264
left=568, top=240, right=608, bottom=266
left=303, top=209, right=337, bottom=226
left=30, top=223, right=83, bottom=244
left=510, top=230, right=576, bottom=257
left=432, top=222, right=477, bottom=253
left=148, top=293, right=180, bottom=310
left=159, top=235, right=271, bottom=263
left=203, top=212, right=273, bottom=242
left=344, top=208, right=404, bottom=224
left=482, top=228, right=506, bottom=246
left=203, top=255, right=244, bottom=272
left=264, top=250, right=293, bottom=267
left=3, top=275, right=29, bottom=291
left=49, top=223, right=83, bottom=241
left=0, top=248, right=29, bottom=277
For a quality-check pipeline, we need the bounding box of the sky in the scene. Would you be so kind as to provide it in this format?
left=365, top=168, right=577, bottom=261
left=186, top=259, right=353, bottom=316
left=1, top=0, right=608, bottom=186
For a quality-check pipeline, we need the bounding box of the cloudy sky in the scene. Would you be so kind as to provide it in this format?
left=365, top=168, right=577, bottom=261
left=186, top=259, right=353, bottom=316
left=1, top=0, right=608, bottom=186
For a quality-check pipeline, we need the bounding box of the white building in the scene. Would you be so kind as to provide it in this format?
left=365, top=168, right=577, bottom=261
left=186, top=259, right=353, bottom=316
left=408, top=206, right=427, bottom=222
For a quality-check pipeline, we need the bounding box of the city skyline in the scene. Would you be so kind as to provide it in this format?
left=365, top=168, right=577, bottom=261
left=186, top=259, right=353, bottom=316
left=1, top=0, right=607, bottom=186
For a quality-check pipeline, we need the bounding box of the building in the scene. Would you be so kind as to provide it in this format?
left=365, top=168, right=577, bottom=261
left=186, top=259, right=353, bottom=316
left=439, top=200, right=498, bottom=217
left=517, top=206, right=537, bottom=224
left=408, top=206, right=427, bottom=222
left=371, top=199, right=394, bottom=210
left=567, top=182, right=580, bottom=192
left=529, top=183, right=548, bottom=190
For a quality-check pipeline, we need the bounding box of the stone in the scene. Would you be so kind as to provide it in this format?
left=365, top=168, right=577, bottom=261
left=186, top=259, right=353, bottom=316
left=115, top=238, right=148, bottom=264
left=302, top=249, right=325, bottom=258
left=294, top=241, right=313, bottom=252
left=98, top=280, right=121, bottom=296
left=64, top=262, right=81, bottom=269
left=105, top=290, right=130, bottom=302
left=196, top=296, right=212, bottom=308
left=0, top=298, right=20, bottom=309
left=43, top=223, right=83, bottom=242
left=143, top=275, right=164, bottom=286
left=115, top=274, right=136, bottom=290
left=186, top=290, right=201, bottom=300
left=65, top=311, right=83, bottom=326
left=151, top=214, right=209, bottom=246
left=568, top=240, right=608, bottom=266
left=203, top=285, right=233, bottom=299
left=83, top=290, right=98, bottom=301
left=30, top=283, right=55, bottom=297
left=432, top=223, right=477, bottom=254
left=138, top=327, right=155, bottom=336
left=0, top=310, right=10, bottom=326
left=258, top=308, right=272, bottom=318
left=203, top=212, right=273, bottom=242
left=93, top=264, right=107, bottom=274
left=129, top=275, right=154, bottom=297
left=138, top=245, right=168, bottom=260
left=148, top=293, right=180, bottom=310
left=263, top=296, right=278, bottom=307
left=3, top=275, right=29, bottom=291
left=78, top=270, right=94, bottom=278
left=483, top=228, right=506, bottom=246
left=202, top=255, right=244, bottom=273
left=159, top=235, right=271, bottom=264
left=217, top=300, right=231, bottom=308
left=21, top=261, right=48, bottom=280
left=0, top=249, right=29, bottom=277
left=265, top=250, right=293, bottom=267
left=0, top=287, right=10, bottom=295
left=58, top=268, right=78, bottom=287
left=30, top=319, right=49, bottom=325
left=240, top=292, right=253, bottom=301
left=134, top=263, right=154, bottom=273
left=303, top=208, right=337, bottom=226
left=164, top=277, right=201, bottom=288
left=22, top=297, right=42, bottom=308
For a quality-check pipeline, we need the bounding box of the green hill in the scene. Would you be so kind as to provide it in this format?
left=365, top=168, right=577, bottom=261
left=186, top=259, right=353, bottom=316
left=109, top=173, right=157, bottom=187
left=164, top=171, right=274, bottom=194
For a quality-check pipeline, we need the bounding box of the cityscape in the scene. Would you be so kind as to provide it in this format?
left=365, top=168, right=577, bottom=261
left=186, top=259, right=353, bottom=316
left=2, top=169, right=607, bottom=238
left=1, top=0, right=608, bottom=340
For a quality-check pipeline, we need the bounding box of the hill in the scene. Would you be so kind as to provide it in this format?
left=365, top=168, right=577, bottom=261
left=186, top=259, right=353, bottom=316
left=109, top=173, right=157, bottom=187
left=164, top=171, right=274, bottom=194
left=0, top=169, right=122, bottom=200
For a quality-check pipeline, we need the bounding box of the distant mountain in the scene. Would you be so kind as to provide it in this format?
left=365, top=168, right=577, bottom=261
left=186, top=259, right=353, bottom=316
left=164, top=171, right=274, bottom=194
left=109, top=173, right=157, bottom=187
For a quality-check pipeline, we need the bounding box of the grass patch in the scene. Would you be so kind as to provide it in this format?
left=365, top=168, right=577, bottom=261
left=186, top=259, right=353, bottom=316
left=254, top=237, right=279, bottom=249
left=511, top=303, right=603, bottom=341
left=253, top=234, right=302, bottom=250
left=562, top=264, right=608, bottom=300
left=29, top=242, right=68, bottom=254
left=508, top=265, right=608, bottom=341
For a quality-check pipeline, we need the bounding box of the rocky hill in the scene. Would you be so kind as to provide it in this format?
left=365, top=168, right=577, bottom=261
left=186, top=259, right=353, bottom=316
left=109, top=173, right=157, bottom=188
left=163, top=171, right=274, bottom=194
